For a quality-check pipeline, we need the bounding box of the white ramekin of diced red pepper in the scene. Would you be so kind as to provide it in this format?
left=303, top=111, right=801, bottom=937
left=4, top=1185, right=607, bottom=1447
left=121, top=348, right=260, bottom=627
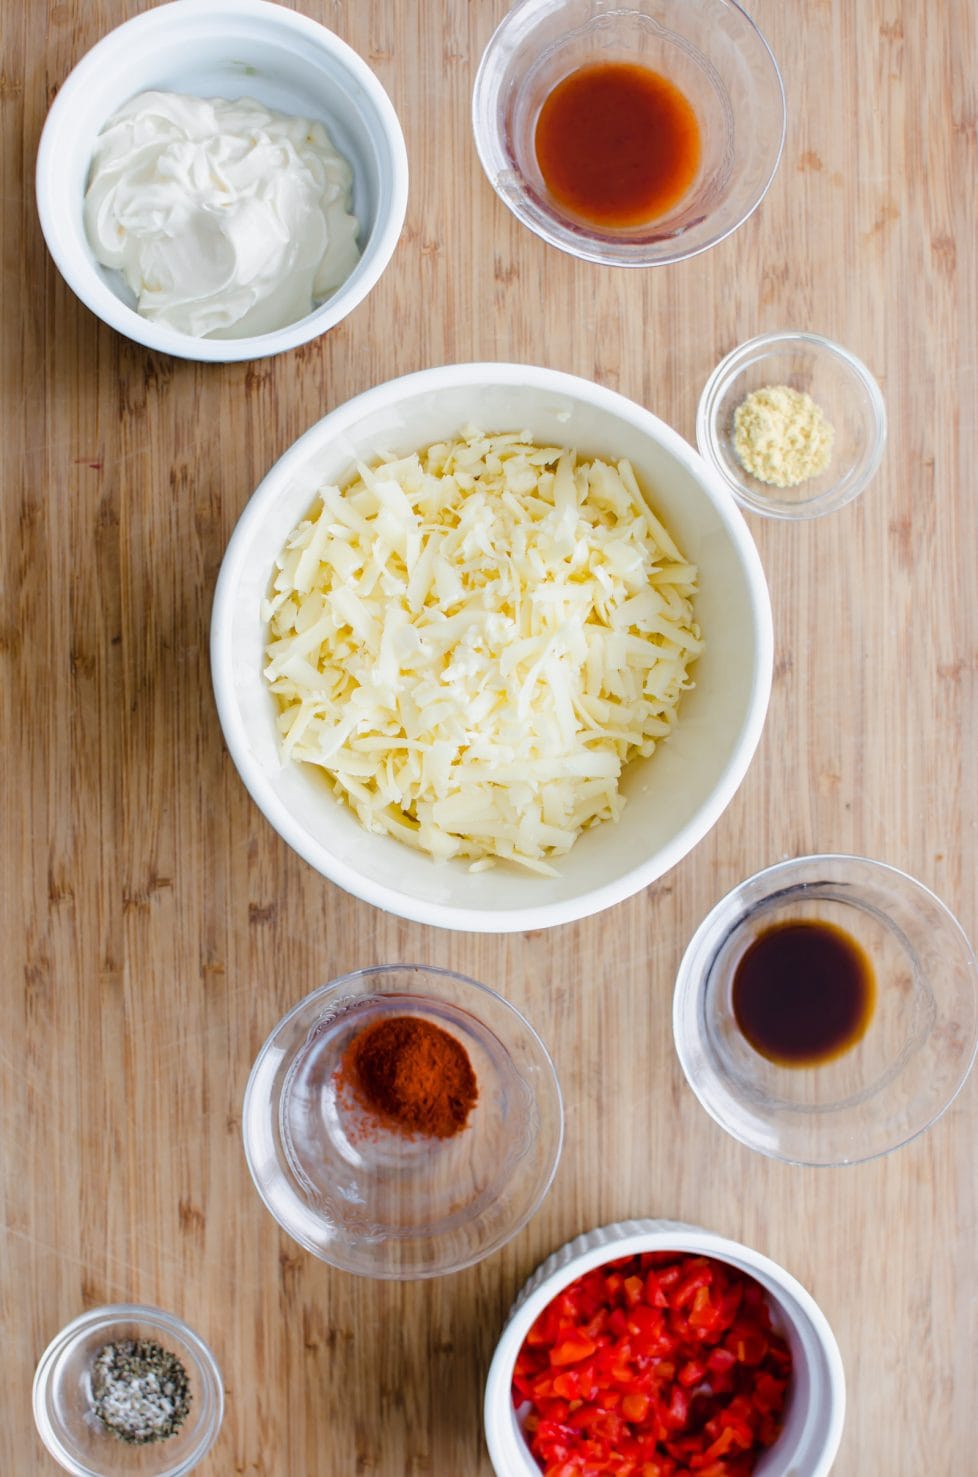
left=484, top=1218, right=845, bottom=1477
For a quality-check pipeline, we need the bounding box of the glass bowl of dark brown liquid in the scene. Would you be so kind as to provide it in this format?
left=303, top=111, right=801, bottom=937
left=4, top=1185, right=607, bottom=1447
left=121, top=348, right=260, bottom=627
left=672, top=855, right=978, bottom=1165
left=471, top=0, right=785, bottom=266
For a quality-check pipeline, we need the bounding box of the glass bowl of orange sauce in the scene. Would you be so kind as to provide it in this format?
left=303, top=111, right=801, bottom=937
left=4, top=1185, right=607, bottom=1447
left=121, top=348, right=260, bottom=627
left=472, top=0, right=786, bottom=266
left=672, top=855, right=978, bottom=1166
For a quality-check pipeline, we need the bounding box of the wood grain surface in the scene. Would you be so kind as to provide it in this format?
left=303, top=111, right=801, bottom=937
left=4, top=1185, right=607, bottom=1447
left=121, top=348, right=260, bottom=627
left=3, top=1, right=977, bottom=1473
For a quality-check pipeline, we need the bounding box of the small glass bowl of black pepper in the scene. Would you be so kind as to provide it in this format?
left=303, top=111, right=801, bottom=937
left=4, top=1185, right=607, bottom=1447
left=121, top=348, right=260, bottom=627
left=696, top=330, right=887, bottom=518
left=672, top=855, right=978, bottom=1165
left=32, top=1305, right=223, bottom=1476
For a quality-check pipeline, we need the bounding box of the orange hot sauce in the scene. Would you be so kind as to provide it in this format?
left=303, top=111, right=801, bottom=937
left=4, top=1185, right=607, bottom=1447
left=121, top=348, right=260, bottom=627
left=534, top=61, right=702, bottom=229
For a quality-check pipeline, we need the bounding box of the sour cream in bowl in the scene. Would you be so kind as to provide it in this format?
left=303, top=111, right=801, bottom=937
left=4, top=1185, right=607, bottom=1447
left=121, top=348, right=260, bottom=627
left=36, top=0, right=407, bottom=362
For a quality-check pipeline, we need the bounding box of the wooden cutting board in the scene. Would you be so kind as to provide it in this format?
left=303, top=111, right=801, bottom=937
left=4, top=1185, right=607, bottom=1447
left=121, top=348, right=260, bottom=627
left=1, top=1, right=975, bottom=1472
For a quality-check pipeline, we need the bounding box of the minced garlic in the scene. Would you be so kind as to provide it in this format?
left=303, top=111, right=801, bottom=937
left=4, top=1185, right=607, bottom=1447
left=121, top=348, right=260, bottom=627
left=732, top=384, right=834, bottom=488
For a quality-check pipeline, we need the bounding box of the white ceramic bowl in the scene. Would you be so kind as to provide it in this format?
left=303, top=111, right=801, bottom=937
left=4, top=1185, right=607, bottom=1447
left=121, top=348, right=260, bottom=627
left=35, top=0, right=408, bottom=363
left=484, top=1218, right=845, bottom=1477
left=210, top=362, right=773, bottom=932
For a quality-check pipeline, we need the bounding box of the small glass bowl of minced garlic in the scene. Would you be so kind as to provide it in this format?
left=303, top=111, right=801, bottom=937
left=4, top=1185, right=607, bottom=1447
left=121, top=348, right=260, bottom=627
left=696, top=330, right=887, bottom=518
left=33, top=1304, right=224, bottom=1475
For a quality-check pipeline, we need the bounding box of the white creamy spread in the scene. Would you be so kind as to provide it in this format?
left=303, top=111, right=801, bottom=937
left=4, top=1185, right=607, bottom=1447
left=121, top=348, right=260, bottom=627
left=84, top=91, right=361, bottom=339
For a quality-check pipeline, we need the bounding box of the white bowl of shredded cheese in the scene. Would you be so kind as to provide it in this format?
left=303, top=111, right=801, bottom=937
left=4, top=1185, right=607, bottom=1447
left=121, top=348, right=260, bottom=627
left=211, top=363, right=773, bottom=932
left=35, top=0, right=407, bottom=362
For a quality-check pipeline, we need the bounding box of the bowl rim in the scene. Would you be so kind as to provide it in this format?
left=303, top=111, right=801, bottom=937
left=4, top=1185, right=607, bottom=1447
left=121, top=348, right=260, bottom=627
left=34, top=0, right=409, bottom=364
left=209, top=360, right=775, bottom=932
left=672, top=852, right=978, bottom=1165
left=32, top=1302, right=224, bottom=1477
left=471, top=0, right=787, bottom=267
left=695, top=330, right=888, bottom=519
left=241, top=963, right=565, bottom=1279
left=483, top=1216, right=846, bottom=1477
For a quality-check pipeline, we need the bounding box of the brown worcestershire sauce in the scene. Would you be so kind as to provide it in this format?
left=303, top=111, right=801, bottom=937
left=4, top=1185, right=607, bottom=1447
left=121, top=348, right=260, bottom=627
left=731, top=920, right=876, bottom=1067
left=534, top=61, right=702, bottom=229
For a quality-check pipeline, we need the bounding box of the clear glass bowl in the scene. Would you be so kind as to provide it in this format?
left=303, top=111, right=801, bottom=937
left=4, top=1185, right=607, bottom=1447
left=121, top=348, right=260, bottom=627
left=697, top=331, right=887, bottom=517
left=32, top=1305, right=224, bottom=1476
left=242, top=965, right=564, bottom=1278
left=673, top=856, right=978, bottom=1165
left=471, top=0, right=785, bottom=266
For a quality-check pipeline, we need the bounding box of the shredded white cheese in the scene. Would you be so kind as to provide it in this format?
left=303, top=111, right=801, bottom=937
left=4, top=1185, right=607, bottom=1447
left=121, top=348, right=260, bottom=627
left=263, top=430, right=703, bottom=874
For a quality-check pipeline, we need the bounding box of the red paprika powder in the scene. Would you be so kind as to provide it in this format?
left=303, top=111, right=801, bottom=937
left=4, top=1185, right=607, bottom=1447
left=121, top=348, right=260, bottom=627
left=338, top=1015, right=478, bottom=1140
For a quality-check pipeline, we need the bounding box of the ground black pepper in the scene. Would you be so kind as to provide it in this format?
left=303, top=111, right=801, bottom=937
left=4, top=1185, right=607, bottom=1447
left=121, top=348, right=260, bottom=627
left=91, top=1338, right=191, bottom=1444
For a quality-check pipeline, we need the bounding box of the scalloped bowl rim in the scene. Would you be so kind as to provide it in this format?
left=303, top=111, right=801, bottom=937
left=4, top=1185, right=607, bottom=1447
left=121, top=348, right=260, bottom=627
left=484, top=1218, right=845, bottom=1477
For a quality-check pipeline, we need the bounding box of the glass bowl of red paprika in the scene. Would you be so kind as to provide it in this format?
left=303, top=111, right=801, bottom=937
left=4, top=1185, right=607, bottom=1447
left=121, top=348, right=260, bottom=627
left=484, top=1218, right=845, bottom=1477
left=242, top=964, right=564, bottom=1278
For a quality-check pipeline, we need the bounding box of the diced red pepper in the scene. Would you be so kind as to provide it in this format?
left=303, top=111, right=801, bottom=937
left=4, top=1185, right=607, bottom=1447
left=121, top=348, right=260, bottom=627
left=622, top=1392, right=651, bottom=1423
left=707, top=1347, right=737, bottom=1376
left=625, top=1275, right=645, bottom=1306
left=551, top=1335, right=598, bottom=1366
left=513, top=1252, right=792, bottom=1477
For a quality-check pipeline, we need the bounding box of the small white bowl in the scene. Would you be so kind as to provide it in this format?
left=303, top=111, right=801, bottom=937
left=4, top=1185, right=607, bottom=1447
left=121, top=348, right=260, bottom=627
left=210, top=361, right=773, bottom=933
left=484, top=1218, right=846, bottom=1477
left=35, top=0, right=408, bottom=363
